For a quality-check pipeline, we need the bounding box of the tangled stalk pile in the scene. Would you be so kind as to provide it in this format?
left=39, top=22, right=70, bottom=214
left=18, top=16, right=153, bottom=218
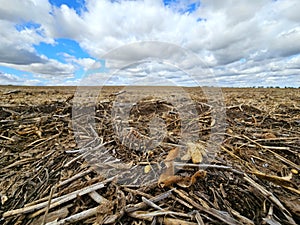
left=0, top=86, right=299, bottom=225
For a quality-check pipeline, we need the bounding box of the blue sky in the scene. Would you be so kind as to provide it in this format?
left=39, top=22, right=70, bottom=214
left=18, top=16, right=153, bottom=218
left=0, top=0, right=299, bottom=87
left=48, top=0, right=86, bottom=14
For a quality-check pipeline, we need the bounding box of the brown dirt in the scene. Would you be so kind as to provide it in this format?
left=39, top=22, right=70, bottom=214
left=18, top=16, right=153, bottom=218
left=0, top=85, right=299, bottom=225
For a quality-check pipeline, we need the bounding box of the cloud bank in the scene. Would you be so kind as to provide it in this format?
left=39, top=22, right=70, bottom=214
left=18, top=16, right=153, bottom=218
left=0, top=0, right=299, bottom=87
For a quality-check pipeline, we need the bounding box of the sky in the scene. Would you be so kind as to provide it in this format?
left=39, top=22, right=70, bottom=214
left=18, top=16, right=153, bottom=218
left=0, top=0, right=299, bottom=87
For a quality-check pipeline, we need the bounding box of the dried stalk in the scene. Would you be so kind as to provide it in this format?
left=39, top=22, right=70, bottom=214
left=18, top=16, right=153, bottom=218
left=45, top=206, right=99, bottom=225
left=244, top=175, right=296, bottom=225
left=3, top=176, right=114, bottom=218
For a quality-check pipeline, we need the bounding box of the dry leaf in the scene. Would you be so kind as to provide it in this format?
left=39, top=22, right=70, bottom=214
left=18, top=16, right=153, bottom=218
left=1, top=195, right=8, bottom=205
left=35, top=130, right=42, bottom=138
left=263, top=133, right=276, bottom=139
left=182, top=142, right=206, bottom=164
left=165, top=147, right=179, bottom=161
left=181, top=153, right=191, bottom=161
left=291, top=169, right=298, bottom=175
left=227, top=128, right=234, bottom=134
left=211, top=118, right=216, bottom=127
left=158, top=174, right=183, bottom=188
left=177, top=170, right=207, bottom=188
left=163, top=161, right=175, bottom=178
left=191, top=149, right=203, bottom=164
left=144, top=165, right=151, bottom=174
left=158, top=170, right=206, bottom=188
left=146, top=150, right=154, bottom=158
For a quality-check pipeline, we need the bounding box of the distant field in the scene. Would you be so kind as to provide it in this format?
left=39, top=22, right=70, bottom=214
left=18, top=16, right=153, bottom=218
left=1, top=85, right=299, bottom=107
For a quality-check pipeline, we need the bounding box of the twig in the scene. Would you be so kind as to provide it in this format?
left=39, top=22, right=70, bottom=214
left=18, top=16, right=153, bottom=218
left=173, top=189, right=242, bottom=225
left=226, top=104, right=244, bottom=111
left=88, top=191, right=108, bottom=204
left=170, top=195, right=193, bottom=209
left=237, top=143, right=290, bottom=151
left=3, top=158, right=35, bottom=170
left=30, top=176, right=115, bottom=218
left=125, top=189, right=174, bottom=213
left=229, top=208, right=255, bottom=225
left=110, top=90, right=126, bottom=96
left=65, top=140, right=114, bottom=154
left=122, top=187, right=153, bottom=199
left=3, top=89, right=21, bottom=95
left=42, top=185, right=57, bottom=225
left=45, top=206, right=99, bottom=225
left=243, top=175, right=296, bottom=225
left=129, top=210, right=192, bottom=219
left=3, top=176, right=115, bottom=218
left=194, top=210, right=205, bottom=225
left=26, top=133, right=60, bottom=149
left=174, top=163, right=244, bottom=175
left=63, top=153, right=84, bottom=167
left=255, top=137, right=300, bottom=141
left=0, top=135, right=15, bottom=141
left=242, top=135, right=300, bottom=170
left=57, top=169, right=92, bottom=187
left=142, top=197, right=163, bottom=210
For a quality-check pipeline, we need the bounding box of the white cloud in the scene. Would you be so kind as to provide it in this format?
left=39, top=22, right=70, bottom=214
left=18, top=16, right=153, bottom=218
left=0, top=0, right=54, bottom=44
left=47, top=4, right=86, bottom=39
left=0, top=0, right=77, bottom=81
left=0, top=0, right=52, bottom=23
left=59, top=0, right=299, bottom=86
left=0, top=71, right=22, bottom=84
left=0, top=20, right=48, bottom=65
left=0, top=58, right=76, bottom=77
left=62, top=53, right=99, bottom=70
left=73, top=0, right=201, bottom=56
left=0, top=0, right=299, bottom=86
left=0, top=71, right=42, bottom=85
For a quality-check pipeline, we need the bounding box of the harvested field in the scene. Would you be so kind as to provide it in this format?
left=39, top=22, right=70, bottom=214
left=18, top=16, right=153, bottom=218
left=0, top=85, right=299, bottom=225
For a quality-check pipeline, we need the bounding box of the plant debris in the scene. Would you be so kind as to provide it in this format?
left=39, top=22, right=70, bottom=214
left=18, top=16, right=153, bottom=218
left=0, top=86, right=299, bottom=224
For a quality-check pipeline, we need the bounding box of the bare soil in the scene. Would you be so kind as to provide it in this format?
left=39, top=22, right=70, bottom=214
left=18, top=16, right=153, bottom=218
left=0, top=85, right=299, bottom=225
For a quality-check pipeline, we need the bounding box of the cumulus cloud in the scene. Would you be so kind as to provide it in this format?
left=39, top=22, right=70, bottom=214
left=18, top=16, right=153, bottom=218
left=196, top=0, right=300, bottom=64
left=0, top=72, right=22, bottom=84
left=58, top=0, right=299, bottom=86
left=48, top=4, right=87, bottom=39
left=70, top=1, right=201, bottom=56
left=0, top=0, right=51, bottom=23
left=0, top=71, right=42, bottom=85
left=0, top=0, right=299, bottom=86
left=0, top=0, right=75, bottom=81
left=0, top=58, right=75, bottom=77
left=0, top=20, right=47, bottom=65
left=62, top=53, right=99, bottom=70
